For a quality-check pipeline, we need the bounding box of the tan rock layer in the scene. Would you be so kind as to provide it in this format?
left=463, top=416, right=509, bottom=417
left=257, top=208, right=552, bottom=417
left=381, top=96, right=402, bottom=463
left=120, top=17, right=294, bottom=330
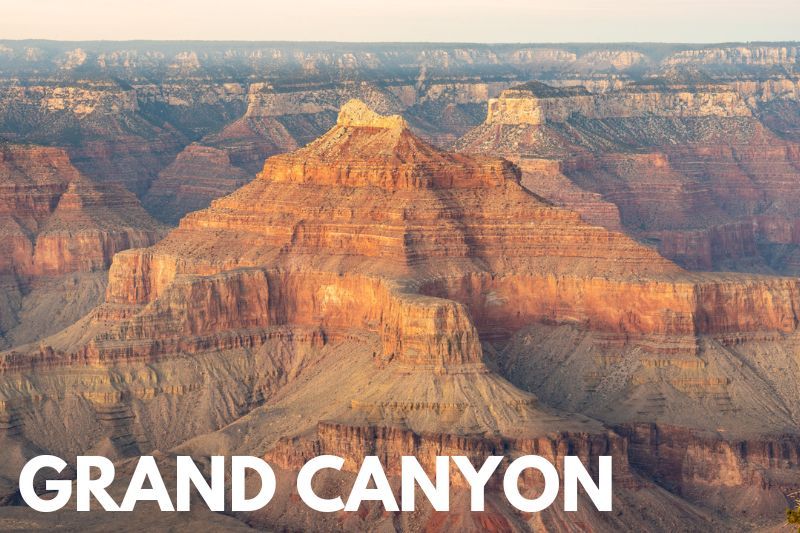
left=1, top=144, right=165, bottom=278
left=487, top=83, right=751, bottom=126
left=617, top=423, right=800, bottom=517
left=267, top=421, right=636, bottom=489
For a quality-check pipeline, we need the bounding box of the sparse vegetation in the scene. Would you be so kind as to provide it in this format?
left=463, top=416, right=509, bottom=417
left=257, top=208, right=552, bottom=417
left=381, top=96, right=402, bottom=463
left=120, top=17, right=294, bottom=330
left=787, top=491, right=800, bottom=532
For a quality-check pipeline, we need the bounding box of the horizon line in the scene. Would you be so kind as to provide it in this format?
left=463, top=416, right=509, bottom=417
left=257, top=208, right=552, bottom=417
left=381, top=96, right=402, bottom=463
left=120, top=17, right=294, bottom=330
left=1, top=38, right=799, bottom=46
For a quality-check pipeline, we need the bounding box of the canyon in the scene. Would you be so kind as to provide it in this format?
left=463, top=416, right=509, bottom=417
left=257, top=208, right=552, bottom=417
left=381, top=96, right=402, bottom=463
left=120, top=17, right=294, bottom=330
left=0, top=143, right=164, bottom=348
left=1, top=41, right=798, bottom=224
left=0, top=41, right=798, bottom=531
left=457, top=79, right=800, bottom=275
left=0, top=100, right=797, bottom=531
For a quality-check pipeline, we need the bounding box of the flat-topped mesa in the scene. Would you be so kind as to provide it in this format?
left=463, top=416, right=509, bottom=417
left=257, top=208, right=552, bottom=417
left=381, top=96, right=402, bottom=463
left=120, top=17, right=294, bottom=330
left=486, top=80, right=752, bottom=125
left=460, top=78, right=800, bottom=274
left=258, top=98, right=520, bottom=190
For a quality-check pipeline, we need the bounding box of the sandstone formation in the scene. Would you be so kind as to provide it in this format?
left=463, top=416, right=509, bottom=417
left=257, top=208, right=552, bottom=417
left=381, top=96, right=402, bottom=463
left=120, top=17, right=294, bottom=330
left=0, top=101, right=798, bottom=530
left=1, top=42, right=800, bottom=531
left=137, top=79, right=511, bottom=222
left=457, top=80, right=800, bottom=274
left=0, top=81, right=187, bottom=196
left=3, top=41, right=796, bottom=227
left=0, top=143, right=165, bottom=348
left=144, top=144, right=251, bottom=224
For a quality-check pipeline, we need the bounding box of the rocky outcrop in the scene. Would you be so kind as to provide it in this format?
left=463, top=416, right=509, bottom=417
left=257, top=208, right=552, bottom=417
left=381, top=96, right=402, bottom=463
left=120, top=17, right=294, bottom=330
left=1, top=101, right=799, bottom=531
left=144, top=144, right=251, bottom=223
left=648, top=222, right=759, bottom=270
left=135, top=80, right=509, bottom=220
left=29, top=176, right=164, bottom=276
left=617, top=424, right=800, bottom=519
left=0, top=82, right=186, bottom=196
left=0, top=145, right=164, bottom=278
left=458, top=81, right=800, bottom=273
left=486, top=81, right=751, bottom=126
left=511, top=158, right=623, bottom=230
left=0, top=143, right=165, bottom=347
left=9, top=102, right=800, bottom=418
left=662, top=46, right=799, bottom=67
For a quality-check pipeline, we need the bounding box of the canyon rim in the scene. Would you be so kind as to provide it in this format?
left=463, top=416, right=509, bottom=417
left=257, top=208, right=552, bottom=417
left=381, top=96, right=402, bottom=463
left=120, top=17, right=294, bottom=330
left=0, top=13, right=799, bottom=533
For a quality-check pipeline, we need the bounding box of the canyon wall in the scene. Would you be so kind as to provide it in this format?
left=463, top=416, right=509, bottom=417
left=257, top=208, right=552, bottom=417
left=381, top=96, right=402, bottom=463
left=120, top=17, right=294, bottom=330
left=458, top=79, right=800, bottom=274
left=2, top=41, right=797, bottom=225
left=0, top=143, right=164, bottom=348
left=0, top=47, right=798, bottom=530
left=486, top=82, right=751, bottom=125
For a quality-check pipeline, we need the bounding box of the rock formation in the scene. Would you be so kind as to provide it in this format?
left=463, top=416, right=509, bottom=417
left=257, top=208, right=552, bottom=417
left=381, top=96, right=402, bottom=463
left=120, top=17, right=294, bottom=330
left=0, top=101, right=798, bottom=530
left=0, top=143, right=165, bottom=348
left=143, top=144, right=251, bottom=224
left=0, top=81, right=187, bottom=196
left=457, top=81, right=800, bottom=274
left=3, top=41, right=795, bottom=225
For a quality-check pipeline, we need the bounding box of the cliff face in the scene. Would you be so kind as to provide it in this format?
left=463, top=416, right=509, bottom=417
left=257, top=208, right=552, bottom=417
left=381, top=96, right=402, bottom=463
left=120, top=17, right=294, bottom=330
left=457, top=81, right=800, bottom=274
left=0, top=143, right=165, bottom=348
left=2, top=41, right=794, bottom=79
left=1, top=100, right=799, bottom=530
left=1, top=43, right=800, bottom=530
left=2, top=41, right=796, bottom=225
left=0, top=144, right=164, bottom=277
left=143, top=144, right=251, bottom=224
left=0, top=82, right=187, bottom=196
left=12, top=101, right=798, bottom=402
left=486, top=82, right=751, bottom=125
left=661, top=45, right=799, bottom=67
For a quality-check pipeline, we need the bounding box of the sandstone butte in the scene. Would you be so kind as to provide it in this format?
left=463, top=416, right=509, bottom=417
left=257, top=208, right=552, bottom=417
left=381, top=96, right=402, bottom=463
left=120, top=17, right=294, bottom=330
left=0, top=143, right=165, bottom=348
left=0, top=101, right=798, bottom=531
left=456, top=81, right=800, bottom=274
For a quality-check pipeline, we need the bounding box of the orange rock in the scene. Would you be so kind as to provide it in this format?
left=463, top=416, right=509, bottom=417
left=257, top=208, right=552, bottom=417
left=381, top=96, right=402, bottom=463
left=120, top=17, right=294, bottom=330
left=2, top=99, right=799, bottom=531
left=12, top=99, right=797, bottom=371
left=457, top=81, right=800, bottom=273
left=0, top=143, right=166, bottom=346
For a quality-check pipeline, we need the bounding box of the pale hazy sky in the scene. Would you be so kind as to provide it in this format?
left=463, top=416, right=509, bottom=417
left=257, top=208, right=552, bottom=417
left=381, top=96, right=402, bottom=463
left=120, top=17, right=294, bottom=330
left=1, top=0, right=798, bottom=43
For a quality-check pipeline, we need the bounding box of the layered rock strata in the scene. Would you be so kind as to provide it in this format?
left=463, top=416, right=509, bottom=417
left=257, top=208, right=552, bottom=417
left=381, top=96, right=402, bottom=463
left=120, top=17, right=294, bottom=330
left=143, top=144, right=251, bottom=224
left=0, top=143, right=165, bottom=347
left=1, top=101, right=798, bottom=530
left=457, top=81, right=800, bottom=274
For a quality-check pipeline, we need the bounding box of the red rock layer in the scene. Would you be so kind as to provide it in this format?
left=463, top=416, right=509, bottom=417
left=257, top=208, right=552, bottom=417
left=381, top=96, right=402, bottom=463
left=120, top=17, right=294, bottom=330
left=2, top=101, right=798, bottom=530
left=201, top=115, right=300, bottom=174
left=1, top=144, right=165, bottom=277
left=267, top=421, right=634, bottom=489
left=650, top=222, right=759, bottom=271
left=0, top=143, right=165, bottom=346
left=66, top=133, right=185, bottom=197
left=617, top=423, right=800, bottom=518
left=6, top=100, right=797, bottom=372
left=144, top=144, right=251, bottom=224
left=262, top=101, right=517, bottom=190
left=515, top=158, right=623, bottom=230
left=457, top=82, right=800, bottom=273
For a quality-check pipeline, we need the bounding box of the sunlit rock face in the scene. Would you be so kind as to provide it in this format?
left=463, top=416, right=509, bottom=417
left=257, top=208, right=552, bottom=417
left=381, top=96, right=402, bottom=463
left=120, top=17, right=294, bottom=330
left=458, top=80, right=800, bottom=275
left=143, top=144, right=251, bottom=224
left=0, top=100, right=798, bottom=531
left=0, top=143, right=165, bottom=348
